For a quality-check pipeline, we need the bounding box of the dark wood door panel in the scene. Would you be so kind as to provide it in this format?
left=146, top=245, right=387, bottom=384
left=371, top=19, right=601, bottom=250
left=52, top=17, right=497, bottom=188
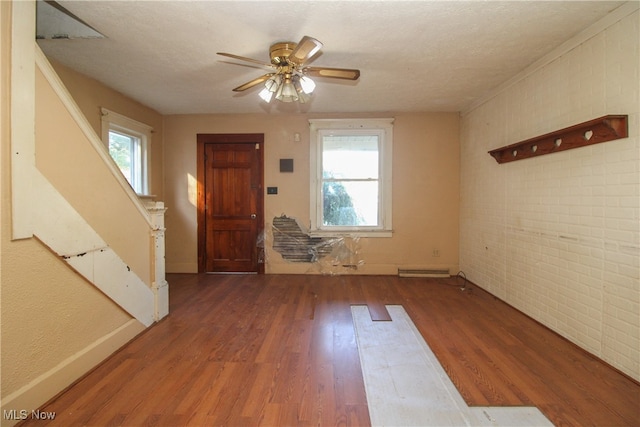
left=197, top=134, right=264, bottom=273
left=208, top=224, right=256, bottom=270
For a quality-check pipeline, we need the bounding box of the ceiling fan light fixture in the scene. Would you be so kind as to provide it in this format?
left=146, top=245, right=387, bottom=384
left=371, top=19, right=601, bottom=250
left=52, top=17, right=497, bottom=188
left=218, top=35, right=360, bottom=105
left=258, top=86, right=274, bottom=103
left=292, top=76, right=312, bottom=104
left=296, top=89, right=311, bottom=104
left=259, top=74, right=283, bottom=102
left=264, top=74, right=282, bottom=93
left=298, top=75, right=316, bottom=94
left=275, top=75, right=298, bottom=102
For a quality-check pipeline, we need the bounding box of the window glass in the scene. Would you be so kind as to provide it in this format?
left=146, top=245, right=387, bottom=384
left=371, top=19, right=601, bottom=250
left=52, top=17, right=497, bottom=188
left=322, top=136, right=379, bottom=179
left=322, top=135, right=380, bottom=227
left=323, top=180, right=379, bottom=226
left=108, top=130, right=141, bottom=191
left=101, top=108, right=151, bottom=195
left=309, top=118, right=393, bottom=236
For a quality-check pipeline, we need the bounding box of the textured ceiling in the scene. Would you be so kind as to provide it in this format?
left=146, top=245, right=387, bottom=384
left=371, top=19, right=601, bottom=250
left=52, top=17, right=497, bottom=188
left=37, top=1, right=626, bottom=115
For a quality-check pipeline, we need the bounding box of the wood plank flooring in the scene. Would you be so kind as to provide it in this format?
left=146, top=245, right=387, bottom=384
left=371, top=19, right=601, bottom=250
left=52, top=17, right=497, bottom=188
left=352, top=305, right=553, bottom=426
left=20, top=274, right=640, bottom=426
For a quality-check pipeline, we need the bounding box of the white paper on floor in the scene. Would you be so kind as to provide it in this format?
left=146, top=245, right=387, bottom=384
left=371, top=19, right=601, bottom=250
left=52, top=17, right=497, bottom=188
left=351, top=305, right=553, bottom=427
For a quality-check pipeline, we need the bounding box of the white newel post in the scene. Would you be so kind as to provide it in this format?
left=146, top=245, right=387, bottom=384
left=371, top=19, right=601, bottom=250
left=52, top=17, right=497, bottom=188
left=146, top=201, right=169, bottom=321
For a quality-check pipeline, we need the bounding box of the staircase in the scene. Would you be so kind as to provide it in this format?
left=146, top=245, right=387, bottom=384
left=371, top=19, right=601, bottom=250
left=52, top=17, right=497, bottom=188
left=31, top=46, right=168, bottom=326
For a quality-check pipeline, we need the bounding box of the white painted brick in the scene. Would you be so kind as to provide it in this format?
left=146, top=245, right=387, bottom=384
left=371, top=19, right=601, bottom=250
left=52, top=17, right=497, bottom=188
left=460, top=10, right=640, bottom=380
left=619, top=264, right=640, bottom=280
left=604, top=228, right=637, bottom=245
left=617, top=218, right=640, bottom=232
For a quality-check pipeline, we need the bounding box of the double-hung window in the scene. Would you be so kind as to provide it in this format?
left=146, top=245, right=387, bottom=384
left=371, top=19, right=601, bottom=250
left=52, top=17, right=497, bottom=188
left=101, top=108, right=151, bottom=195
left=309, top=118, right=393, bottom=236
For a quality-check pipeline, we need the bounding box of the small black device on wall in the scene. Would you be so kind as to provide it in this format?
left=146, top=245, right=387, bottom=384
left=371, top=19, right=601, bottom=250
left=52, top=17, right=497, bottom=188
left=280, top=158, right=294, bottom=173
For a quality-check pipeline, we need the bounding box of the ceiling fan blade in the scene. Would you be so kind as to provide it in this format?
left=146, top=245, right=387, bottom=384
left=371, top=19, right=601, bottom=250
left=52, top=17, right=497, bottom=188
left=217, top=52, right=274, bottom=69
left=232, top=74, right=273, bottom=92
left=303, top=67, right=360, bottom=80
left=288, top=36, right=323, bottom=66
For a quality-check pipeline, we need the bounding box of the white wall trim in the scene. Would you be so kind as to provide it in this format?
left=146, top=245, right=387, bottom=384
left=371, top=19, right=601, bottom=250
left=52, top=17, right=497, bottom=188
left=100, top=107, right=154, bottom=140
left=0, top=319, right=145, bottom=427
left=10, top=0, right=35, bottom=239
left=34, top=46, right=153, bottom=228
left=463, top=1, right=640, bottom=116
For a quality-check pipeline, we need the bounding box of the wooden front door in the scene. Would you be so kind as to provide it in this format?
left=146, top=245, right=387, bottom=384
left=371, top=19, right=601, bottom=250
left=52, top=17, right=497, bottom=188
left=197, top=134, right=264, bottom=273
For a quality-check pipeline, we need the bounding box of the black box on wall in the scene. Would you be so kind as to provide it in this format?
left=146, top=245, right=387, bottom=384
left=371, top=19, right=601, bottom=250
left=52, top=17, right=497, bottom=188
left=280, top=158, right=294, bottom=173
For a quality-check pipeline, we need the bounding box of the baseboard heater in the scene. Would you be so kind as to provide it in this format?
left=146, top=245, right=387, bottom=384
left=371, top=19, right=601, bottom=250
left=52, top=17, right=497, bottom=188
left=398, top=268, right=450, bottom=278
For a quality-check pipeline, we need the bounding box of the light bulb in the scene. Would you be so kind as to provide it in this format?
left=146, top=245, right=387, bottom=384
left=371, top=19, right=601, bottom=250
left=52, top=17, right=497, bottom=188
left=258, top=87, right=273, bottom=102
left=299, top=76, right=316, bottom=94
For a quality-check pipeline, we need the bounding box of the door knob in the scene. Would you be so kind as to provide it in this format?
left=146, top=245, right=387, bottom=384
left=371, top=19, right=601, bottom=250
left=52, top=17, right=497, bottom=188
left=251, top=214, right=257, bottom=219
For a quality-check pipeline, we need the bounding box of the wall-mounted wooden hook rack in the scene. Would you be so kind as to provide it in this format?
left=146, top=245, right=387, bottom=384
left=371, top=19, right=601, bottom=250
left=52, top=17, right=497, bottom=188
left=488, top=115, right=628, bottom=164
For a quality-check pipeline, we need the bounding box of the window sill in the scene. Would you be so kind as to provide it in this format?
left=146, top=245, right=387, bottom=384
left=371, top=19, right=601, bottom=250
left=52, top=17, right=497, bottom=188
left=309, top=230, right=393, bottom=238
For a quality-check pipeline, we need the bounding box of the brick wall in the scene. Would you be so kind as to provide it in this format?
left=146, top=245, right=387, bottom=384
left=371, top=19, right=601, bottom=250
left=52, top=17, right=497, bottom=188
left=460, top=8, right=639, bottom=380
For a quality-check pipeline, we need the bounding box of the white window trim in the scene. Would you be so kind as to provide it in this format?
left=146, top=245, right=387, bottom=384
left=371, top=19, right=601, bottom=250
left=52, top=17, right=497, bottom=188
left=101, top=107, right=152, bottom=195
left=309, top=118, right=394, bottom=237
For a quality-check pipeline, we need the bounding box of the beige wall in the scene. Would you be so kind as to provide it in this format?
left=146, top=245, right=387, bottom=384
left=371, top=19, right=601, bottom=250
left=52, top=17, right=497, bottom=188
left=164, top=112, right=460, bottom=274
left=35, top=66, right=155, bottom=284
left=50, top=60, right=165, bottom=201
left=1, top=1, right=143, bottom=418
left=460, top=8, right=639, bottom=380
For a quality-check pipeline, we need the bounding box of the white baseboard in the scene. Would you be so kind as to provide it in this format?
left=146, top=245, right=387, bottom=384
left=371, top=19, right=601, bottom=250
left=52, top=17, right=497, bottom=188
left=1, top=319, right=145, bottom=427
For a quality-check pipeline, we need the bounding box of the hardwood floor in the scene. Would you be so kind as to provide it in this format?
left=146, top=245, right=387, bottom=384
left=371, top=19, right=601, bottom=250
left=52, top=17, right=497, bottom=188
left=21, top=274, right=639, bottom=426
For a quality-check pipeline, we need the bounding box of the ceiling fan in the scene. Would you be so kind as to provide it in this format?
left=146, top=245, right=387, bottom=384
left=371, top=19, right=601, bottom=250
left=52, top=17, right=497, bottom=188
left=217, top=36, right=360, bottom=104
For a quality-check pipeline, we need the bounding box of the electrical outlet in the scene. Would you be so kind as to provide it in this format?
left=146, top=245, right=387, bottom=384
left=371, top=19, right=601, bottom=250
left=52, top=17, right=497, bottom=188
left=432, top=249, right=441, bottom=257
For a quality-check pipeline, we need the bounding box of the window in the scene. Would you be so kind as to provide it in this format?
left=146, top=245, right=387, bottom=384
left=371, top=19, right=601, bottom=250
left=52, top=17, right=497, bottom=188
left=101, top=108, right=152, bottom=195
left=309, top=118, right=393, bottom=236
